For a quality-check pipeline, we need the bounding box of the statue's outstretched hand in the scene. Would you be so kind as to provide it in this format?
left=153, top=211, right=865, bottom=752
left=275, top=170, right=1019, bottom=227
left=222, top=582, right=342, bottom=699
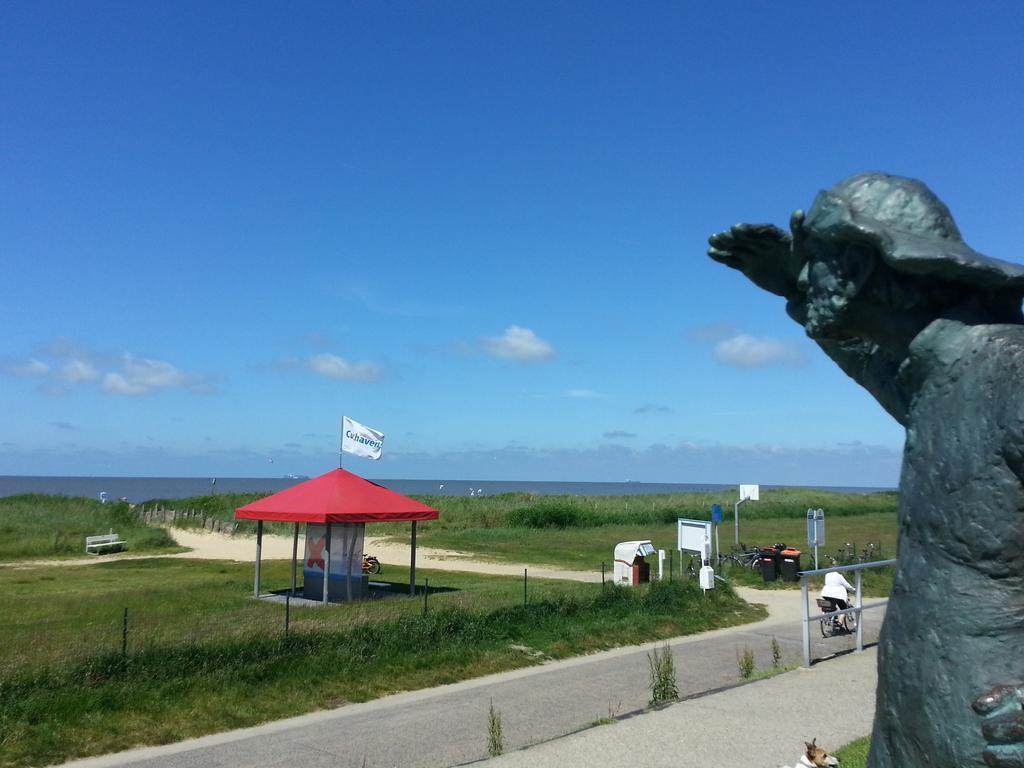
left=974, top=684, right=1024, bottom=767
left=707, top=216, right=803, bottom=298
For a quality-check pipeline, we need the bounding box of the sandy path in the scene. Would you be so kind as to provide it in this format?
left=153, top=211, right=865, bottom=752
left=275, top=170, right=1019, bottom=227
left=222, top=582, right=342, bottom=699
left=1, top=527, right=803, bottom=621
left=0, top=527, right=602, bottom=584
left=169, top=528, right=603, bottom=582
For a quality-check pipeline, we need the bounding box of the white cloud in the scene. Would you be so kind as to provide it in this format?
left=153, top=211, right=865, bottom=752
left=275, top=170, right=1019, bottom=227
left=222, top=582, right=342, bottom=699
left=306, top=353, right=382, bottom=382
left=275, top=352, right=383, bottom=382
left=634, top=403, right=673, bottom=414
left=61, top=359, right=100, bottom=383
left=712, top=333, right=807, bottom=368
left=566, top=388, right=599, bottom=399
left=3, top=344, right=213, bottom=397
left=3, top=358, right=49, bottom=377
left=482, top=326, right=555, bottom=362
left=101, top=354, right=211, bottom=396
left=688, top=323, right=739, bottom=344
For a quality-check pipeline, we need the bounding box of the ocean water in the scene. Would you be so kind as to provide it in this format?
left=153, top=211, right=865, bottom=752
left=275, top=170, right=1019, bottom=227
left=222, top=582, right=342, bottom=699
left=0, top=475, right=894, bottom=503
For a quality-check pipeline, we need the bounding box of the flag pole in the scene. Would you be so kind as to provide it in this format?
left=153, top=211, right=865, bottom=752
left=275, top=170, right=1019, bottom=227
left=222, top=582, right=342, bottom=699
left=339, top=416, right=344, bottom=470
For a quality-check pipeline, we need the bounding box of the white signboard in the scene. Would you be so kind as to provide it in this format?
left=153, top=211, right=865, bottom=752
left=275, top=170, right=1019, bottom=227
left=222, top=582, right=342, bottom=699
left=677, top=518, right=712, bottom=561
left=739, top=483, right=760, bottom=501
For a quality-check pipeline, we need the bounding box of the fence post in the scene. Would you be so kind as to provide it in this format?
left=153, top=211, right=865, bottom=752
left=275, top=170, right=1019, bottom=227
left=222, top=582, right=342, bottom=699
left=601, top=561, right=606, bottom=588
left=523, top=568, right=527, bottom=607
left=122, top=607, right=128, bottom=657
left=284, top=594, right=291, bottom=637
left=855, top=569, right=863, bottom=652
left=669, top=550, right=673, bottom=582
left=422, top=578, right=429, bottom=615
left=800, top=576, right=811, bottom=667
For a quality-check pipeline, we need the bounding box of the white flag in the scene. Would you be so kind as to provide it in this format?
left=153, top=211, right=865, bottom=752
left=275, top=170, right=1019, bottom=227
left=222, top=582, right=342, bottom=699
left=341, top=416, right=385, bottom=460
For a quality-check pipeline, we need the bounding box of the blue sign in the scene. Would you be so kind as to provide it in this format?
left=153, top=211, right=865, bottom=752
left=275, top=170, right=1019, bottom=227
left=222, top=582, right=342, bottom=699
left=711, top=504, right=723, bottom=523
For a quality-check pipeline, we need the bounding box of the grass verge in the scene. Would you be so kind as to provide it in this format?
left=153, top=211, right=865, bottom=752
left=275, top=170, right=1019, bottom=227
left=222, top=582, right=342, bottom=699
left=0, top=561, right=763, bottom=767
left=836, top=735, right=871, bottom=767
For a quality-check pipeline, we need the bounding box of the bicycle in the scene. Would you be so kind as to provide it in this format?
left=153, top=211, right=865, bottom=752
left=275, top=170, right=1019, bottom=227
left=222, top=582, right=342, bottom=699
left=685, top=555, right=699, bottom=578
left=816, top=597, right=858, bottom=637
left=859, top=542, right=879, bottom=563
left=362, top=554, right=382, bottom=575
left=722, top=546, right=763, bottom=570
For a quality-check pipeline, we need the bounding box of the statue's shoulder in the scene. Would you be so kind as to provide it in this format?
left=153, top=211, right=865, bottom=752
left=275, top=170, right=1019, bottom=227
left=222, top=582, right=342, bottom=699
left=908, top=320, right=1024, bottom=385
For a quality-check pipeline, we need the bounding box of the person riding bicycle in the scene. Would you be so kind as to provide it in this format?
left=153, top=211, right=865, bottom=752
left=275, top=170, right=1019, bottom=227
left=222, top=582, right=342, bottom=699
left=820, top=570, right=856, bottom=611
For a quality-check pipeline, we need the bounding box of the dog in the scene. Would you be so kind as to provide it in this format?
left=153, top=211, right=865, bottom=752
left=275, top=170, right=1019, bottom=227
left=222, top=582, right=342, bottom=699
left=783, top=739, right=841, bottom=767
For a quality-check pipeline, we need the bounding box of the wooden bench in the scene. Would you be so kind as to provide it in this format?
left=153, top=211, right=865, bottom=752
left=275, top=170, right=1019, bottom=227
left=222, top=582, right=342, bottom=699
left=85, top=532, right=126, bottom=555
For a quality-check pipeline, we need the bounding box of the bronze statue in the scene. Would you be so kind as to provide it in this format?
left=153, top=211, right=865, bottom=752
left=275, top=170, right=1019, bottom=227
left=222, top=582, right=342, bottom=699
left=707, top=173, right=1024, bottom=767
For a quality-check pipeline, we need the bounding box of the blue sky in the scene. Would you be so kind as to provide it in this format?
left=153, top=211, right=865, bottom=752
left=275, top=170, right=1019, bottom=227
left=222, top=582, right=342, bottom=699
left=2, top=2, right=1022, bottom=485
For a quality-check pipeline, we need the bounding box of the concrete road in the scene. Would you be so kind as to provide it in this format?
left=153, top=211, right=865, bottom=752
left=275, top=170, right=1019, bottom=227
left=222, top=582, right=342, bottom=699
left=483, top=647, right=877, bottom=768
left=60, top=588, right=883, bottom=768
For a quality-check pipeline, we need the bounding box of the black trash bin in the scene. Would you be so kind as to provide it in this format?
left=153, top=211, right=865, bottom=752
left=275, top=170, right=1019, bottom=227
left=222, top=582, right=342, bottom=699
left=780, top=548, right=802, bottom=582
left=760, top=547, right=778, bottom=582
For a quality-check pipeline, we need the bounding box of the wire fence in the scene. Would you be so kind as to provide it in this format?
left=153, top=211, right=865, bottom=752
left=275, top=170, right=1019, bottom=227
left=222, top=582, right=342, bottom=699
left=0, top=567, right=621, bottom=678
left=1, top=550, right=884, bottom=679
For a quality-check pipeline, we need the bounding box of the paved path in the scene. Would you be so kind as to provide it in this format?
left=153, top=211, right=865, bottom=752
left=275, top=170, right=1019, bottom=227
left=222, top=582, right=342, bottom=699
left=60, top=587, right=883, bottom=768
left=484, top=648, right=877, bottom=768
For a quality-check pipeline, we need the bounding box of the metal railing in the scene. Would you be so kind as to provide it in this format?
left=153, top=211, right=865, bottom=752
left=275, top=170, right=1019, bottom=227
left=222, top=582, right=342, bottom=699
left=799, top=559, right=896, bottom=667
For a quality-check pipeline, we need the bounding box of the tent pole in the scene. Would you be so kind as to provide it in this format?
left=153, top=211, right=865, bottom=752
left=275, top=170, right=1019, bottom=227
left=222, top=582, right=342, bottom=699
left=345, top=523, right=358, bottom=603
left=410, top=520, right=417, bottom=596
left=291, top=522, right=299, bottom=596
left=254, top=520, right=263, bottom=598
left=323, top=523, right=332, bottom=605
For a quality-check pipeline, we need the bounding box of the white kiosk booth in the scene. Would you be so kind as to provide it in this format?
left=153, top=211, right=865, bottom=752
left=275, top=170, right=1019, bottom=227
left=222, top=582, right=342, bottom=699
left=613, top=540, right=657, bottom=586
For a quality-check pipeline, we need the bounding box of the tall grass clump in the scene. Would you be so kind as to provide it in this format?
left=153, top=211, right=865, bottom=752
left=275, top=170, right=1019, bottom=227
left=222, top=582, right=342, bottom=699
left=140, top=492, right=278, bottom=534
left=0, top=495, right=177, bottom=561
left=737, top=646, right=756, bottom=679
left=487, top=699, right=504, bottom=757
left=647, top=644, right=679, bottom=705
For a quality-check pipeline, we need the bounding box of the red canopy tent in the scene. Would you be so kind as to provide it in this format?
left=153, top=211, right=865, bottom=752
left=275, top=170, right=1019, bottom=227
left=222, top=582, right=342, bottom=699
left=235, top=469, right=439, bottom=603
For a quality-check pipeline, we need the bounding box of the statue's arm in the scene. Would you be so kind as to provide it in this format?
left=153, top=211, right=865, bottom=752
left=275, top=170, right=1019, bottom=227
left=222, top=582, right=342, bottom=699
left=709, top=217, right=912, bottom=426
left=707, top=221, right=804, bottom=299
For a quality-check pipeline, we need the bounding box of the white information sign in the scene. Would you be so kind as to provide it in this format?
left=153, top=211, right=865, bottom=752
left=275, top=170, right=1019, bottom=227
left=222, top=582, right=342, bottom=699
left=807, top=508, right=826, bottom=547
left=677, top=518, right=712, bottom=561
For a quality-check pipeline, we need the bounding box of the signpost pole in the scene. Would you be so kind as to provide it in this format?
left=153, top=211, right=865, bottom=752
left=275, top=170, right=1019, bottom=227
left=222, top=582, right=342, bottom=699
left=711, top=504, right=723, bottom=562
left=735, top=485, right=760, bottom=547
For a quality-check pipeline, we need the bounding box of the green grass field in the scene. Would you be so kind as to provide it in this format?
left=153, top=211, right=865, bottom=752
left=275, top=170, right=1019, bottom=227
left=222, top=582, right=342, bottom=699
left=0, top=489, right=896, bottom=766
left=136, top=487, right=899, bottom=597
left=140, top=486, right=898, bottom=573
left=0, top=558, right=762, bottom=766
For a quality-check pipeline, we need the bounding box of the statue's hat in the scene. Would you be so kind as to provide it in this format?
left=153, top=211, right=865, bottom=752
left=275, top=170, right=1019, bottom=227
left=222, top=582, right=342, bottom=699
left=803, top=172, right=1024, bottom=291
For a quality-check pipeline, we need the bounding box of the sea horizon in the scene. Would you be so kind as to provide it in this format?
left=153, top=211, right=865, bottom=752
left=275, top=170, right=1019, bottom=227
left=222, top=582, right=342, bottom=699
left=0, top=474, right=896, bottom=503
